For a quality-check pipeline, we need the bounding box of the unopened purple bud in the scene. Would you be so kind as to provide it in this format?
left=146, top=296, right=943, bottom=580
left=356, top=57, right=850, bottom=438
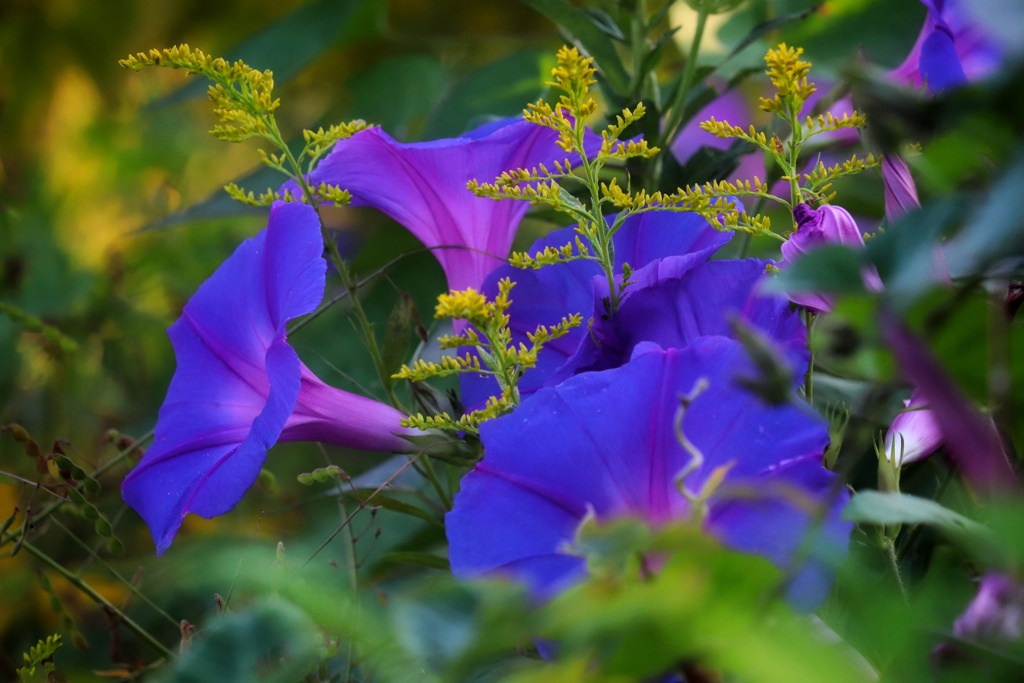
left=882, top=155, right=920, bottom=224
left=883, top=389, right=942, bottom=466
left=784, top=204, right=865, bottom=259
left=780, top=204, right=869, bottom=313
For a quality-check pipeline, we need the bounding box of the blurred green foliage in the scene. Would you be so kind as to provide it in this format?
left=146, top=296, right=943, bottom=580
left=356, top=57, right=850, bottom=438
left=1, top=0, right=1022, bottom=681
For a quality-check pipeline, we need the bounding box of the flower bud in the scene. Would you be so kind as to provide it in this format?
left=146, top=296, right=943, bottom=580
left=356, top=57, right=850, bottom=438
left=780, top=203, right=869, bottom=312
left=882, top=389, right=942, bottom=466
left=785, top=203, right=865, bottom=257
left=882, top=155, right=920, bottom=224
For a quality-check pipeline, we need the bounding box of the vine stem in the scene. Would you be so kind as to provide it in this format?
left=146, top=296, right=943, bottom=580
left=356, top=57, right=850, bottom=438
left=571, top=104, right=621, bottom=315
left=803, top=310, right=816, bottom=404
left=885, top=535, right=908, bottom=601
left=24, top=540, right=174, bottom=658
left=50, top=516, right=181, bottom=628
left=268, top=126, right=405, bottom=412
left=317, top=443, right=360, bottom=682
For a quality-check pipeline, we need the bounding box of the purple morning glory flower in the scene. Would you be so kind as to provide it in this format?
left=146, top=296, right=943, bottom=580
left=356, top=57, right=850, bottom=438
left=459, top=210, right=733, bottom=408
left=298, top=118, right=590, bottom=293
left=123, top=201, right=415, bottom=554
left=783, top=204, right=866, bottom=258
left=447, top=337, right=850, bottom=608
left=549, top=257, right=809, bottom=386
left=883, top=389, right=942, bottom=466
left=891, top=0, right=1003, bottom=93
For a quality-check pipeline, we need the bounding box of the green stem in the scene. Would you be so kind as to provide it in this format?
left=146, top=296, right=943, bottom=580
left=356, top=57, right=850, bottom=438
left=51, top=517, right=180, bottom=629
left=803, top=310, right=816, bottom=404
left=785, top=97, right=805, bottom=206
left=415, top=456, right=452, bottom=511
left=660, top=4, right=710, bottom=150
left=572, top=113, right=622, bottom=315
left=630, top=0, right=649, bottom=96
left=325, top=450, right=359, bottom=682
left=24, top=540, right=174, bottom=658
left=885, top=535, right=907, bottom=601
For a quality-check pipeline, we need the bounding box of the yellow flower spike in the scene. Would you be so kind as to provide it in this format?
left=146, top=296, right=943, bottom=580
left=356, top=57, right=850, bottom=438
left=398, top=278, right=586, bottom=434
left=434, top=288, right=489, bottom=322
left=763, top=43, right=815, bottom=100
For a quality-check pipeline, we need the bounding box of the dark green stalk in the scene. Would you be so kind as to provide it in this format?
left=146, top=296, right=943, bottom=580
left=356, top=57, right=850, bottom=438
left=660, top=4, right=710, bottom=150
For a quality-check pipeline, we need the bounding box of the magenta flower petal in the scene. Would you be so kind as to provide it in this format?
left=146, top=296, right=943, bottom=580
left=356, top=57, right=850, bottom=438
left=123, top=202, right=412, bottom=554
left=883, top=389, right=943, bottom=466
left=302, top=119, right=586, bottom=292
left=881, top=312, right=1017, bottom=495
left=783, top=204, right=866, bottom=258
left=448, top=338, right=849, bottom=606
left=781, top=203, right=881, bottom=313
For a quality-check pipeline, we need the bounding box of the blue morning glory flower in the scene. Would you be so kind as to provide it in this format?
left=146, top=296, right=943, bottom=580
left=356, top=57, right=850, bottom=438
left=459, top=210, right=734, bottom=408
left=122, top=201, right=414, bottom=554
left=891, top=0, right=1003, bottom=93
left=549, top=257, right=809, bottom=386
left=447, top=337, right=850, bottom=608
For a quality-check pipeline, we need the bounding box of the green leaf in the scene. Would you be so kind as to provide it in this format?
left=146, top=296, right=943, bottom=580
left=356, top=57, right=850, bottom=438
left=391, top=584, right=481, bottom=671
left=423, top=49, right=552, bottom=139
left=942, top=154, right=1024, bottom=279
left=863, top=198, right=960, bottom=309
left=544, top=526, right=869, bottom=683
left=777, top=0, right=925, bottom=71
left=843, top=491, right=1000, bottom=559
left=578, top=7, right=625, bottom=41
left=726, top=4, right=821, bottom=60
left=348, top=55, right=448, bottom=139
left=843, top=490, right=977, bottom=528
left=517, top=0, right=631, bottom=94
left=764, top=244, right=867, bottom=297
